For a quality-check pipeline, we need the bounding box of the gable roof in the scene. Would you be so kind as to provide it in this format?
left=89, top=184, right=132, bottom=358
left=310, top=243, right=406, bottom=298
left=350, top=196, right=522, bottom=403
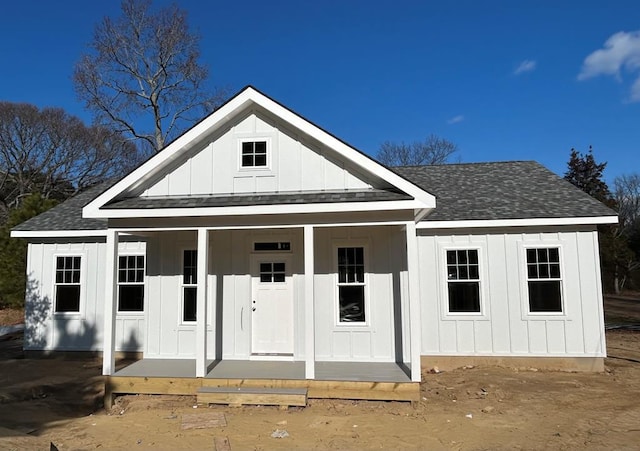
left=12, top=161, right=617, bottom=237
left=82, top=86, right=436, bottom=219
left=395, top=161, right=617, bottom=228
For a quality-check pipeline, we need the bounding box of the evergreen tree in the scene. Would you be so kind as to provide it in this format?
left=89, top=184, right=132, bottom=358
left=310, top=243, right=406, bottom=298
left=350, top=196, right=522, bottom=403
left=0, top=193, right=57, bottom=308
left=564, top=147, right=625, bottom=293
left=564, top=146, right=614, bottom=206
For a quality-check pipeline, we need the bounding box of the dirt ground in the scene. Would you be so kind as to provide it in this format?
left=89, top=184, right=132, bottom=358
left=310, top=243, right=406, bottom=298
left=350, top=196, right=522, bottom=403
left=1, top=300, right=640, bottom=451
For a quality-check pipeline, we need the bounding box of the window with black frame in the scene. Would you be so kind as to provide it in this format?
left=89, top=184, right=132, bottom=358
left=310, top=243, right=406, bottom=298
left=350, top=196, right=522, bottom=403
left=117, top=255, right=145, bottom=312
left=241, top=141, right=267, bottom=167
left=54, top=256, right=81, bottom=313
left=337, top=247, right=365, bottom=323
left=182, top=250, right=197, bottom=322
left=526, top=247, right=563, bottom=313
left=446, top=249, right=481, bottom=313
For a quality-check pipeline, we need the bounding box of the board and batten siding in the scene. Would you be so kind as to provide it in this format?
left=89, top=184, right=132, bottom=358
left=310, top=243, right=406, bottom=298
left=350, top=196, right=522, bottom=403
left=145, top=226, right=404, bottom=362
left=24, top=240, right=146, bottom=352
left=418, top=227, right=606, bottom=358
left=140, top=112, right=372, bottom=197
left=313, top=226, right=405, bottom=362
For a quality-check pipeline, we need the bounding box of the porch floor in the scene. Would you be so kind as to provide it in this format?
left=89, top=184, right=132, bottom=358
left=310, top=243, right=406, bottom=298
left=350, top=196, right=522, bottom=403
left=114, top=359, right=411, bottom=383
left=108, top=359, right=418, bottom=405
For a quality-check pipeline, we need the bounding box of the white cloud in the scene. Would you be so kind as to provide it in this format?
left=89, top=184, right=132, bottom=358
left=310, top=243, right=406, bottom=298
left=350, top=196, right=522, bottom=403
left=447, top=115, right=464, bottom=125
left=578, top=30, right=640, bottom=101
left=514, top=59, right=537, bottom=75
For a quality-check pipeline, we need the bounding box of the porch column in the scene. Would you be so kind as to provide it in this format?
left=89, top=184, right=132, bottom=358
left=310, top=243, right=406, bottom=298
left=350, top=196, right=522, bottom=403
left=196, top=228, right=209, bottom=377
left=405, top=222, right=422, bottom=382
left=304, top=225, right=315, bottom=379
left=102, top=229, right=119, bottom=375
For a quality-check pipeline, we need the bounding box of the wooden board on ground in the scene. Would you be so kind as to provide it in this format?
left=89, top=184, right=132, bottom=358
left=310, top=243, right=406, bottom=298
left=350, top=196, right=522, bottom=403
left=214, top=436, right=231, bottom=451
left=181, top=412, right=227, bottom=430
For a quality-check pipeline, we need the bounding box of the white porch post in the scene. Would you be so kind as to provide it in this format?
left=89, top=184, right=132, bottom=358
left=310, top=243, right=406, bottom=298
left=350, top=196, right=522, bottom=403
left=304, top=225, right=315, bottom=379
left=102, top=229, right=119, bottom=375
left=196, top=228, right=209, bottom=377
left=405, top=221, right=422, bottom=382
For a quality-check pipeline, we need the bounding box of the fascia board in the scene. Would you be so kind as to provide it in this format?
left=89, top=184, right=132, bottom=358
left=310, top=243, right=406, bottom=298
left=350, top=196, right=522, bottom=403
left=11, top=229, right=108, bottom=238
left=89, top=199, right=426, bottom=219
left=417, top=215, right=619, bottom=229
left=83, top=91, right=255, bottom=218
left=249, top=92, right=436, bottom=207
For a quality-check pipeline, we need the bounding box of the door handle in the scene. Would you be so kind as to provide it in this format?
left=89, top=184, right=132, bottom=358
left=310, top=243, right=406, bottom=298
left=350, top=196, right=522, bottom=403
left=252, top=307, right=256, bottom=311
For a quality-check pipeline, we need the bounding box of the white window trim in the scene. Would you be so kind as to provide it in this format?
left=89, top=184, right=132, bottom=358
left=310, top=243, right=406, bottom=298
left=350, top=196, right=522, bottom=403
left=180, top=248, right=198, bottom=325
left=438, top=244, right=489, bottom=321
left=519, top=243, right=569, bottom=320
left=52, top=253, right=86, bottom=318
left=116, top=253, right=146, bottom=316
left=333, top=241, right=371, bottom=328
left=237, top=137, right=273, bottom=172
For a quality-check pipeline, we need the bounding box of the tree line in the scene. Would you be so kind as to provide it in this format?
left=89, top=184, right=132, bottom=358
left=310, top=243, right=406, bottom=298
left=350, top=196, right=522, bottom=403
left=564, top=147, right=640, bottom=294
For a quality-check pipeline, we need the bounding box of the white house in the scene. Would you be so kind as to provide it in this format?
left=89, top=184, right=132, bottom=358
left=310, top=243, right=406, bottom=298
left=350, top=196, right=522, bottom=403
left=12, top=87, right=617, bottom=403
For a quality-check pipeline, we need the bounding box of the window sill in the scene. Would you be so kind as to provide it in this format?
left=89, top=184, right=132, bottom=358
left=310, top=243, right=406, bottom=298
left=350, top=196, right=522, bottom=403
left=441, top=313, right=490, bottom=321
left=53, top=312, right=82, bottom=318
left=335, top=322, right=371, bottom=329
left=522, top=312, right=570, bottom=321
left=116, top=311, right=145, bottom=317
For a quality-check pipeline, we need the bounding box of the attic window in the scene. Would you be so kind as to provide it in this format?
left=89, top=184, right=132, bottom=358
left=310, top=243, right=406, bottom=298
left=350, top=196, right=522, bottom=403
left=241, top=141, right=267, bottom=167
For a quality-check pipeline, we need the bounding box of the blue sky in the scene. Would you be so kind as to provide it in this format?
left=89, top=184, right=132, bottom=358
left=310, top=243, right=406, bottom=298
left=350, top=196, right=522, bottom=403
left=0, top=0, right=638, bottom=183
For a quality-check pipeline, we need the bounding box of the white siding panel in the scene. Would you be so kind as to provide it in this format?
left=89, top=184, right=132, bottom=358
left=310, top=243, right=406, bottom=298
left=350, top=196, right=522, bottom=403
left=139, top=111, right=373, bottom=197
left=474, top=320, right=493, bottom=353
left=331, top=332, right=351, bottom=359
left=190, top=143, right=214, bottom=194
left=418, top=227, right=605, bottom=358
left=527, top=320, right=547, bottom=354
left=505, top=234, right=529, bottom=354
left=546, top=320, right=566, bottom=354
left=456, top=321, right=475, bottom=353
left=313, top=226, right=397, bottom=362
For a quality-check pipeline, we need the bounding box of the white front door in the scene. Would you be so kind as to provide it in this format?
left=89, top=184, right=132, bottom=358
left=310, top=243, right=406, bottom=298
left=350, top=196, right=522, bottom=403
left=251, top=255, right=294, bottom=355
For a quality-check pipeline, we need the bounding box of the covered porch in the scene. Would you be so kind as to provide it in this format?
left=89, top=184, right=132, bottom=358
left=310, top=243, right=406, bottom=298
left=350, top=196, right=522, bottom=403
left=101, top=213, right=424, bottom=406
left=107, top=358, right=419, bottom=406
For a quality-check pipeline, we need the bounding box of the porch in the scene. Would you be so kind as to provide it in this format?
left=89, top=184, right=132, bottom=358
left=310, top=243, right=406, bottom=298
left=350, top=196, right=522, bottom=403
left=106, top=359, right=419, bottom=407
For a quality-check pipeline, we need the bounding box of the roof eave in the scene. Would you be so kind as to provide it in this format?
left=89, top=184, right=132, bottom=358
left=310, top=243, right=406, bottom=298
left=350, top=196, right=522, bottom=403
left=417, top=215, right=619, bottom=229
left=87, top=199, right=430, bottom=219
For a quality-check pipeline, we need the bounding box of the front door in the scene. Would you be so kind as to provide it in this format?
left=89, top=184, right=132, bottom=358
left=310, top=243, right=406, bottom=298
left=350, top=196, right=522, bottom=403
left=251, top=255, right=294, bottom=355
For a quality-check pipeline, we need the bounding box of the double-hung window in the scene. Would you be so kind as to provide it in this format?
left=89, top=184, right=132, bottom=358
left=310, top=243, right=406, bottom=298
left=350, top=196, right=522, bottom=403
left=337, top=247, right=366, bottom=323
left=182, top=250, right=197, bottom=322
left=54, top=256, right=81, bottom=313
left=446, top=249, right=481, bottom=313
left=241, top=141, right=267, bottom=168
left=526, top=247, right=563, bottom=313
left=118, top=255, right=145, bottom=312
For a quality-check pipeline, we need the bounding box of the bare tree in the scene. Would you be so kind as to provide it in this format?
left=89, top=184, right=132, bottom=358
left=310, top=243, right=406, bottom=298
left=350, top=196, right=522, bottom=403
left=73, top=0, right=226, bottom=153
left=0, top=102, right=138, bottom=217
left=615, top=173, right=640, bottom=227
left=377, top=135, right=458, bottom=166
left=612, top=173, right=640, bottom=291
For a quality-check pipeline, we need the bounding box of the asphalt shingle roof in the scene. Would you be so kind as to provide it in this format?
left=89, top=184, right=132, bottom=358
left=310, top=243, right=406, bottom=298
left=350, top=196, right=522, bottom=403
left=12, top=183, right=109, bottom=232
left=394, top=161, right=617, bottom=221
left=13, top=161, right=617, bottom=233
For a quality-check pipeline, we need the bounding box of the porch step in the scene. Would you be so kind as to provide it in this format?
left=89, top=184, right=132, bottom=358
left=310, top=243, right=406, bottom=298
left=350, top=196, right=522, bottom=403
left=197, top=387, right=308, bottom=407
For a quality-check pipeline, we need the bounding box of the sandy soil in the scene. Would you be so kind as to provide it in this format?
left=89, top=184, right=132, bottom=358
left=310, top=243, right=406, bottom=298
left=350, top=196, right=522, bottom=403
left=1, top=302, right=639, bottom=450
